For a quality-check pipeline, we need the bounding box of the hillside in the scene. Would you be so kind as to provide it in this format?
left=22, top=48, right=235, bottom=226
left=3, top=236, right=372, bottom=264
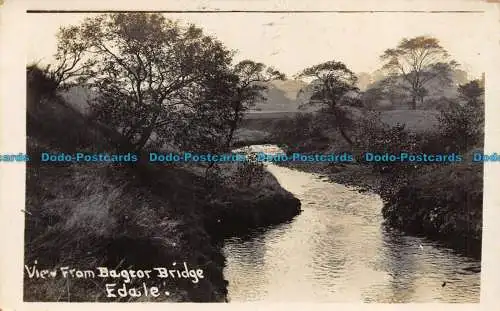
left=251, top=79, right=308, bottom=112
left=25, top=69, right=302, bottom=302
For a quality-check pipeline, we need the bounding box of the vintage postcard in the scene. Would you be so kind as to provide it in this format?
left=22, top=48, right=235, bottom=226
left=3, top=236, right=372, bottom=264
left=0, top=0, right=499, bottom=310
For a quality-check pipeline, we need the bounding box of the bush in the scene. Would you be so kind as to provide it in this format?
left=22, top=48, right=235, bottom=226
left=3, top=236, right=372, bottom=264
left=381, top=162, right=483, bottom=256
left=438, top=102, right=484, bottom=152
left=27, top=64, right=59, bottom=100
left=224, top=155, right=266, bottom=188
left=271, top=113, right=333, bottom=152
left=352, top=113, right=423, bottom=175
left=438, top=80, right=485, bottom=152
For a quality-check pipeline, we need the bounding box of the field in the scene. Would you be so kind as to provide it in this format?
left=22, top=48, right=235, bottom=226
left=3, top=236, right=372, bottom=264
left=244, top=111, right=299, bottom=120
left=243, top=109, right=440, bottom=133
left=380, top=110, right=440, bottom=132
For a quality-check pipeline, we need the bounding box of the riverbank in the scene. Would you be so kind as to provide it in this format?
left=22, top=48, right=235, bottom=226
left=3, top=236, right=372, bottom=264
left=276, top=161, right=482, bottom=259
left=25, top=89, right=301, bottom=302
left=223, top=162, right=481, bottom=302
left=277, top=162, right=381, bottom=193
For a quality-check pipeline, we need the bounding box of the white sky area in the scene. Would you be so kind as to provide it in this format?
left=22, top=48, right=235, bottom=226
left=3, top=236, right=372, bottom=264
left=26, top=12, right=487, bottom=79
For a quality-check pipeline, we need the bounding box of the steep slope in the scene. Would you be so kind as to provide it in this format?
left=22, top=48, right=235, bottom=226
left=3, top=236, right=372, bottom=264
left=25, top=70, right=301, bottom=302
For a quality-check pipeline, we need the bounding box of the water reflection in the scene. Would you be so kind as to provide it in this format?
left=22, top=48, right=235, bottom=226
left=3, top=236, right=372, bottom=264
left=223, top=146, right=480, bottom=303
left=374, top=227, right=419, bottom=302
left=224, top=235, right=268, bottom=301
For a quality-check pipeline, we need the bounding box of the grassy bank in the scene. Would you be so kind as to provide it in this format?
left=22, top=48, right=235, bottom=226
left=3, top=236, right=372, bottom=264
left=25, top=88, right=301, bottom=301
left=381, top=162, right=483, bottom=257
left=268, top=96, right=484, bottom=259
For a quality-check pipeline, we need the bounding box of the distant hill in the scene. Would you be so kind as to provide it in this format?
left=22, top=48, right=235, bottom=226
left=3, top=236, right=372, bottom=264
left=65, top=80, right=310, bottom=115
left=251, top=79, right=308, bottom=112
left=356, top=72, right=373, bottom=91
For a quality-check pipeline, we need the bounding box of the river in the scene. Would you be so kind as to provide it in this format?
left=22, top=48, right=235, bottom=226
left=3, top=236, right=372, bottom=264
left=223, top=145, right=481, bottom=303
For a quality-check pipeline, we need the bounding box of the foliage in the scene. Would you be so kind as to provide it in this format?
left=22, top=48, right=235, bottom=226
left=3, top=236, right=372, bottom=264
left=380, top=36, right=457, bottom=109
left=296, top=61, right=360, bottom=145
left=222, top=60, right=286, bottom=149
left=270, top=113, right=330, bottom=152
left=457, top=79, right=484, bottom=105
left=382, top=162, right=483, bottom=256
left=235, top=156, right=266, bottom=187
left=352, top=113, right=422, bottom=176
left=26, top=64, right=60, bottom=100
left=55, top=13, right=234, bottom=151
left=48, top=13, right=284, bottom=190
left=438, top=79, right=485, bottom=152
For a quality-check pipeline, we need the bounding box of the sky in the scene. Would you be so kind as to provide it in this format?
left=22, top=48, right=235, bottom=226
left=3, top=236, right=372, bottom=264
left=26, top=11, right=487, bottom=79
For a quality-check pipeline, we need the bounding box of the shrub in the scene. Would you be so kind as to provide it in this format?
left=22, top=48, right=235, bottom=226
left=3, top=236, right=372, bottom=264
left=438, top=80, right=485, bottom=152
left=438, top=102, right=484, bottom=152
left=381, top=162, right=483, bottom=256
left=230, top=155, right=266, bottom=188
left=352, top=113, right=423, bottom=176
left=271, top=113, right=326, bottom=152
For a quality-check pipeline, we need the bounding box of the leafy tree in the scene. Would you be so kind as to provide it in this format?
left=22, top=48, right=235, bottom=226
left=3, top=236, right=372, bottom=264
left=28, top=27, right=96, bottom=91
left=54, top=13, right=234, bottom=152
left=177, top=60, right=285, bottom=155
left=380, top=36, right=458, bottom=109
left=457, top=79, right=484, bottom=106
left=198, top=61, right=285, bottom=183
left=439, top=80, right=485, bottom=152
left=223, top=60, right=285, bottom=148
left=296, top=61, right=359, bottom=146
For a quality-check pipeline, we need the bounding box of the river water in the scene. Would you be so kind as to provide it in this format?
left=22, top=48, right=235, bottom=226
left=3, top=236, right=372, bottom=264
left=223, top=145, right=481, bottom=303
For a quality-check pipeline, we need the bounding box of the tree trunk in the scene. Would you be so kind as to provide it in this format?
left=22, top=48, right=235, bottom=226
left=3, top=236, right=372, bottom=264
left=332, top=107, right=353, bottom=147
left=410, top=96, right=417, bottom=110
left=134, top=111, right=161, bottom=152
left=225, top=101, right=242, bottom=149
left=338, top=126, right=353, bottom=146
left=225, top=121, right=238, bottom=149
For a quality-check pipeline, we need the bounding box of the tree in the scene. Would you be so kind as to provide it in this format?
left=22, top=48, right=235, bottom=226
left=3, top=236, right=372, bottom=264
left=457, top=79, right=484, bottom=106
left=46, top=25, right=98, bottom=89
left=198, top=60, right=285, bottom=184
left=224, top=60, right=285, bottom=148
left=168, top=69, right=236, bottom=154
left=439, top=80, right=485, bottom=152
left=54, top=13, right=234, bottom=152
left=176, top=60, right=285, bottom=154
left=380, top=36, right=458, bottom=110
left=296, top=61, right=359, bottom=146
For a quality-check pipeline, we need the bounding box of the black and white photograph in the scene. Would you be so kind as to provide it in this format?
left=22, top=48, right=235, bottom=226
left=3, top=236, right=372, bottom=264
left=1, top=0, right=498, bottom=307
